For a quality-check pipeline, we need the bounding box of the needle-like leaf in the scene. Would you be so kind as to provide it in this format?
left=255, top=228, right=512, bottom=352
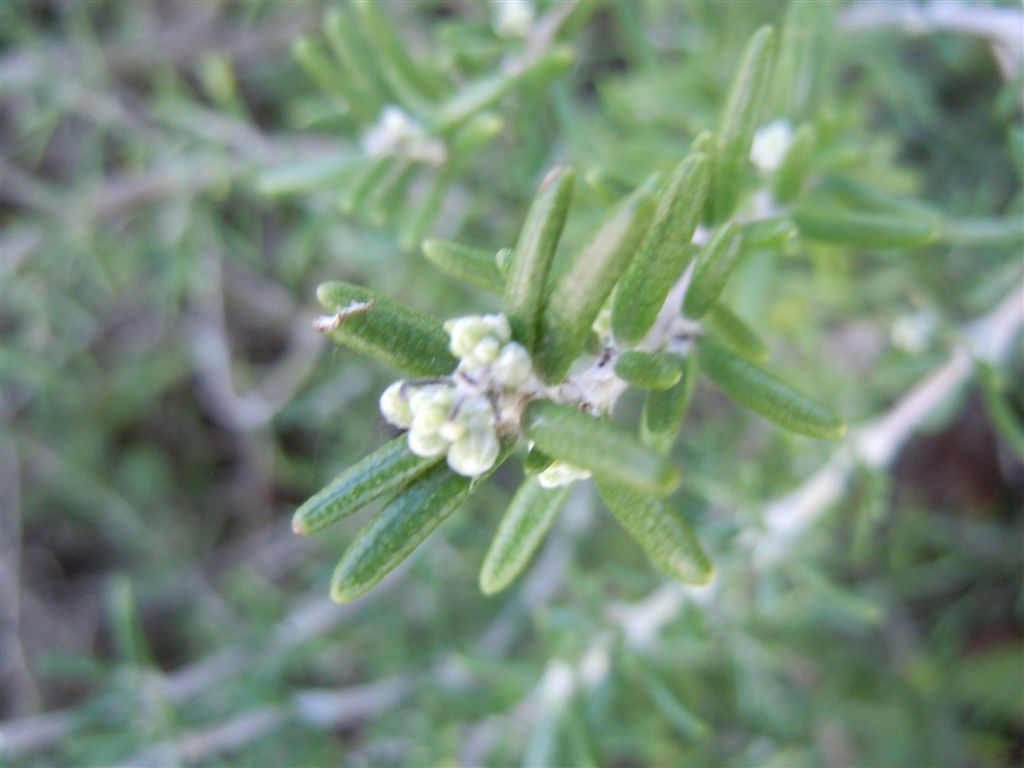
left=293, top=437, right=441, bottom=536
left=331, top=445, right=513, bottom=603
left=479, top=478, right=573, bottom=595
left=612, top=153, right=710, bottom=344
left=696, top=337, right=845, bottom=439
left=683, top=223, right=744, bottom=319
left=317, top=282, right=457, bottom=376
left=615, top=351, right=684, bottom=390
left=597, top=481, right=713, bottom=586
left=522, top=399, right=679, bottom=495
left=423, top=239, right=504, bottom=293
left=535, top=182, right=657, bottom=383
left=503, top=166, right=575, bottom=352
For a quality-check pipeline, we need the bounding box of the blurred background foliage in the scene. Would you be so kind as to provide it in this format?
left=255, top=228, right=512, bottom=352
left=0, top=1, right=1022, bottom=766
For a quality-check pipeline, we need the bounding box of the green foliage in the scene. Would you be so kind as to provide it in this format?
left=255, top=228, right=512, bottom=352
left=4, top=1, right=1023, bottom=766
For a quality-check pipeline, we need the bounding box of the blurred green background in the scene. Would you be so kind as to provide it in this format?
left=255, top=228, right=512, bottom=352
left=1, top=1, right=1021, bottom=766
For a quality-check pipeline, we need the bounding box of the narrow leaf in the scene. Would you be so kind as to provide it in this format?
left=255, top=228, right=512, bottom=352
left=597, top=480, right=713, bottom=585
left=293, top=36, right=366, bottom=116
left=939, top=218, right=1024, bottom=250
left=398, top=112, right=503, bottom=251
left=503, top=166, right=575, bottom=351
left=615, top=351, right=683, bottom=390
left=324, top=8, right=386, bottom=113
left=696, top=337, right=844, bottom=439
left=793, top=206, right=939, bottom=248
left=683, top=223, right=744, bottom=319
left=479, top=478, right=572, bottom=595
left=641, top=355, right=696, bottom=454
left=771, top=123, right=816, bottom=203
left=367, top=161, right=417, bottom=225
left=341, top=155, right=397, bottom=214
left=704, top=304, right=769, bottom=363
left=535, top=182, right=657, bottom=383
left=431, top=46, right=573, bottom=133
left=423, top=239, right=504, bottom=293
left=711, top=25, right=775, bottom=221
left=612, top=153, right=711, bottom=344
left=522, top=399, right=679, bottom=495
left=773, top=0, right=833, bottom=119
left=257, top=154, right=359, bottom=197
left=352, top=0, right=448, bottom=107
left=331, top=444, right=512, bottom=603
left=293, top=437, right=440, bottom=536
left=316, top=281, right=457, bottom=376
left=740, top=217, right=796, bottom=250
left=523, top=445, right=555, bottom=475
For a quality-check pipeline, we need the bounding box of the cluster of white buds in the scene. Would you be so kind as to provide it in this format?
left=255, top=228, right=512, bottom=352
left=537, top=459, right=592, bottom=489
left=362, top=106, right=447, bottom=166
left=750, top=119, right=794, bottom=174
left=444, top=314, right=533, bottom=389
left=492, top=0, right=535, bottom=39
left=379, top=314, right=537, bottom=478
left=380, top=382, right=500, bottom=477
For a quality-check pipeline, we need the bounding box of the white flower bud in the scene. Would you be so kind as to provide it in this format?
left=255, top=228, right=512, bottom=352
left=446, top=427, right=500, bottom=477
left=750, top=119, right=793, bottom=174
left=457, top=395, right=496, bottom=430
left=408, top=425, right=449, bottom=458
left=409, top=385, right=456, bottom=435
left=471, top=336, right=502, bottom=366
left=438, top=418, right=468, bottom=442
left=444, top=314, right=512, bottom=359
left=492, top=0, right=534, bottom=39
left=379, top=381, right=413, bottom=428
left=538, top=461, right=591, bottom=488
left=491, top=342, right=532, bottom=388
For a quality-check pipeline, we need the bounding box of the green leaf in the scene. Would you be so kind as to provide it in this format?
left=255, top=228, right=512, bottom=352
left=422, top=239, right=504, bottom=293
left=683, top=223, right=744, bottom=319
left=614, top=350, right=683, bottom=390
left=293, top=36, right=369, bottom=119
left=293, top=437, right=440, bottom=536
left=535, top=182, right=657, bottom=383
left=398, top=112, right=504, bottom=251
left=524, top=444, right=555, bottom=475
left=597, top=481, right=712, bottom=585
left=479, top=478, right=572, bottom=595
left=324, top=8, right=386, bottom=113
left=341, top=155, right=397, bottom=214
left=792, top=206, right=939, bottom=248
left=431, top=46, right=573, bottom=133
left=352, top=0, right=448, bottom=109
left=612, top=153, right=711, bottom=344
left=331, top=444, right=513, bottom=603
left=771, top=123, right=816, bottom=203
left=521, top=399, right=679, bottom=495
left=366, top=160, right=417, bottom=225
left=978, top=363, right=1024, bottom=460
left=696, top=337, right=844, bottom=439
left=316, top=281, right=457, bottom=376
left=503, top=167, right=576, bottom=351
left=710, top=25, right=775, bottom=222
left=773, top=0, right=833, bottom=119
left=939, top=217, right=1024, bottom=250
left=256, top=154, right=359, bottom=197
left=704, top=304, right=769, bottom=363
left=740, top=217, right=796, bottom=250
left=641, top=355, right=696, bottom=454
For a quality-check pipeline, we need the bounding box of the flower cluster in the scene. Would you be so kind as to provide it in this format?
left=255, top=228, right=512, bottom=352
left=379, top=314, right=534, bottom=477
